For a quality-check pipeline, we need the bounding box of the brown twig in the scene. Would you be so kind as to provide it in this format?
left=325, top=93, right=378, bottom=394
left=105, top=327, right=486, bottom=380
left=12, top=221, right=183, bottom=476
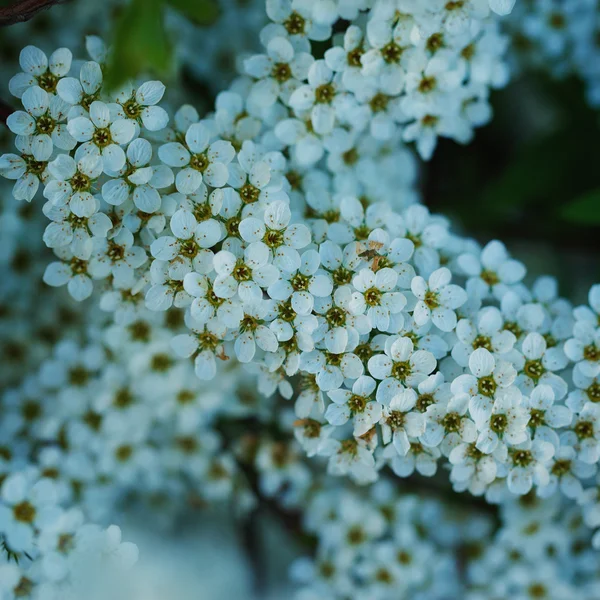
left=0, top=0, right=68, bottom=26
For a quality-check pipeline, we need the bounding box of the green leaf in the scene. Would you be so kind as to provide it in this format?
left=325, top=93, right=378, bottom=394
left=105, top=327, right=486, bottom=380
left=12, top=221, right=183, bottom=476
left=105, top=0, right=172, bottom=91
left=166, top=0, right=219, bottom=25
left=562, top=189, right=600, bottom=224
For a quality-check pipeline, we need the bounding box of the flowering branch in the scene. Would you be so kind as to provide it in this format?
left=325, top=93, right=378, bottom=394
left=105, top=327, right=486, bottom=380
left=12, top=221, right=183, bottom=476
left=0, top=0, right=67, bottom=26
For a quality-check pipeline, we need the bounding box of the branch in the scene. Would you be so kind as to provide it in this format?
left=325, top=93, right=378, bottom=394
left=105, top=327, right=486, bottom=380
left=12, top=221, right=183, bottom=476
left=0, top=0, right=68, bottom=26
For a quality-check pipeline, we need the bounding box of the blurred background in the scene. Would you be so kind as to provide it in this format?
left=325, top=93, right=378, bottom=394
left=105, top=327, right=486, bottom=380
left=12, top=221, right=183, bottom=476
left=1, top=0, right=600, bottom=596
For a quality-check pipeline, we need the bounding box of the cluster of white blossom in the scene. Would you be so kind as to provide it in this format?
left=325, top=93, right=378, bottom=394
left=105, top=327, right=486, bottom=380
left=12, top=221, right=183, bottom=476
left=506, top=0, right=600, bottom=106
left=292, top=480, right=600, bottom=599
left=0, top=467, right=137, bottom=600
left=4, top=0, right=600, bottom=597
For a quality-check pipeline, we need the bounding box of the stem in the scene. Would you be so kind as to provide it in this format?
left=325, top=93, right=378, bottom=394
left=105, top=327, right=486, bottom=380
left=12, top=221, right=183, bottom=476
left=0, top=0, right=68, bottom=26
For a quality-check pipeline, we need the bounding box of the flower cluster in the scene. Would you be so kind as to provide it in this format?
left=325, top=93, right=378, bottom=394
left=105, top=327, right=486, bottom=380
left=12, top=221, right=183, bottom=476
left=4, top=0, right=600, bottom=597
left=506, top=0, right=600, bottom=107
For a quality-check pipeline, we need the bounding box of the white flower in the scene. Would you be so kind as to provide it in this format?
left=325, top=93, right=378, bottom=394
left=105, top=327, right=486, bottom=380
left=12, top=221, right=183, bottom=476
left=524, top=384, right=572, bottom=447
left=102, top=138, right=173, bottom=212
left=56, top=60, right=103, bottom=111
left=267, top=248, right=332, bottom=315
left=289, top=60, right=341, bottom=135
left=7, top=85, right=75, bottom=160
left=0, top=472, right=61, bottom=553
left=349, top=267, right=406, bottom=331
left=472, top=386, right=530, bottom=455
left=159, top=122, right=235, bottom=194
left=9, top=45, right=72, bottom=98
left=506, top=438, right=555, bottom=495
left=67, top=101, right=135, bottom=172
left=213, top=244, right=279, bottom=303
left=43, top=247, right=104, bottom=301
left=171, top=317, right=227, bottom=380
left=44, top=152, right=103, bottom=207
left=111, top=80, right=169, bottom=131
left=42, top=194, right=111, bottom=260
left=380, top=388, right=426, bottom=456
left=234, top=300, right=279, bottom=362
left=150, top=209, right=221, bottom=277
left=300, top=346, right=363, bottom=392
left=326, top=375, right=382, bottom=436
left=451, top=348, right=516, bottom=421
left=514, top=332, right=569, bottom=399
left=239, top=200, right=311, bottom=272
left=0, top=136, right=50, bottom=201
left=227, top=141, right=289, bottom=207
left=421, top=393, right=478, bottom=455
left=245, top=36, right=314, bottom=106
left=411, top=266, right=467, bottom=332
left=368, top=336, right=437, bottom=404
left=538, top=444, right=595, bottom=499
left=265, top=0, right=331, bottom=43
left=458, top=240, right=526, bottom=299
left=320, top=438, right=377, bottom=484
left=566, top=403, right=600, bottom=464
left=451, top=306, right=516, bottom=367
left=88, top=228, right=147, bottom=288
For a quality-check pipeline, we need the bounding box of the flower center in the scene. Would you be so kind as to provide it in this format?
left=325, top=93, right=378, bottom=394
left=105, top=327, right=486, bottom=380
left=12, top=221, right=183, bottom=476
left=13, top=500, right=36, bottom=523
left=490, top=413, right=508, bottom=434
left=240, top=182, right=260, bottom=203
left=524, top=359, right=545, bottom=381
left=233, top=261, right=252, bottom=281
left=271, top=62, right=292, bottom=82
left=427, top=33, right=445, bottom=53
left=551, top=459, right=571, bottom=477
left=584, top=344, right=600, bottom=362
left=71, top=172, right=91, bottom=192
left=512, top=449, right=533, bottom=467
left=36, top=114, right=56, bottom=134
left=37, top=71, right=58, bottom=93
left=348, top=394, right=367, bottom=413
left=326, top=306, right=346, bottom=327
left=347, top=47, right=363, bottom=67
left=442, top=412, right=462, bottom=433
left=180, top=239, right=199, bottom=259
left=481, top=269, right=499, bottom=286
left=122, top=98, right=142, bottom=119
left=93, top=127, right=112, bottom=148
left=369, top=93, right=390, bottom=113
left=472, top=335, right=492, bottom=350
left=263, top=229, right=284, bottom=248
left=278, top=300, right=296, bottom=322
left=387, top=410, right=406, bottom=429
left=478, top=376, right=497, bottom=397
left=423, top=290, right=439, bottom=309
left=284, top=11, right=305, bottom=35
left=529, top=408, right=545, bottom=428
left=291, top=272, right=310, bottom=291
left=391, top=361, right=412, bottom=381
left=107, top=241, right=126, bottom=261
left=418, top=76, right=437, bottom=93
left=190, top=153, right=209, bottom=172
left=381, top=41, right=403, bottom=63
left=575, top=420, right=594, bottom=440
left=364, top=287, right=382, bottom=306
left=587, top=382, right=600, bottom=402
left=151, top=353, right=173, bottom=372
left=416, top=393, right=435, bottom=412
left=315, top=83, right=335, bottom=104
